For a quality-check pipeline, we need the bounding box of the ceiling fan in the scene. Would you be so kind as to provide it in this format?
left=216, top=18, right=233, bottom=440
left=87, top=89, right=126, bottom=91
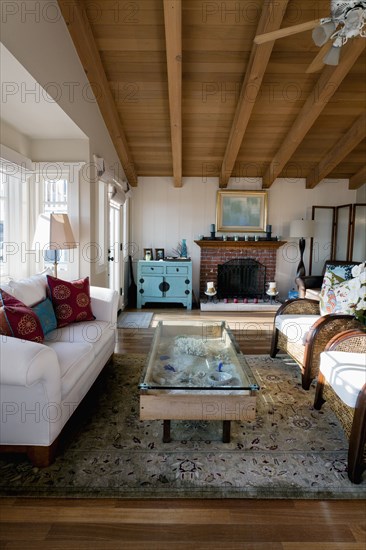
left=254, top=0, right=366, bottom=72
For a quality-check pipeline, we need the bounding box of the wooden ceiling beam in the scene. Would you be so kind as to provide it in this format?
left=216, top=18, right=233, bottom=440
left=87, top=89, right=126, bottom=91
left=163, top=0, right=182, bottom=188
left=57, top=0, right=138, bottom=185
left=349, top=165, right=366, bottom=190
left=306, top=113, right=366, bottom=189
left=262, top=39, right=366, bottom=188
left=220, top=0, right=289, bottom=188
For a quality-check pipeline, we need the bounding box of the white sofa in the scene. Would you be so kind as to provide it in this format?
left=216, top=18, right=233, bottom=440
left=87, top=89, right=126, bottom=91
left=0, top=272, right=119, bottom=466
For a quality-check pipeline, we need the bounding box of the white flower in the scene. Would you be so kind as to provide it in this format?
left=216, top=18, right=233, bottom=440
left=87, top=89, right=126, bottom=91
left=351, top=262, right=365, bottom=278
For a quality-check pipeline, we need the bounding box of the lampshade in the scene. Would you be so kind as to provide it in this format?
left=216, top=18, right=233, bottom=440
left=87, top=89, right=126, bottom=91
left=289, top=219, right=315, bottom=239
left=312, top=21, right=336, bottom=47
left=323, top=45, right=341, bottom=66
left=32, top=213, right=77, bottom=250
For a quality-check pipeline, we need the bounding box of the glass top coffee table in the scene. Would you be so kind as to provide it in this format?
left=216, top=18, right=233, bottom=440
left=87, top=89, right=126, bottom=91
left=139, top=320, right=259, bottom=442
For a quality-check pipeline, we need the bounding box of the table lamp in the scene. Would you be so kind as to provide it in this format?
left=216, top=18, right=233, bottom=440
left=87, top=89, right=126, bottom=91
left=32, top=213, right=77, bottom=277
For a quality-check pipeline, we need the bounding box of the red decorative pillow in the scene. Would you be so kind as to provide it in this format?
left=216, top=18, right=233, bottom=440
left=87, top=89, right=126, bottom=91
left=47, top=275, right=95, bottom=328
left=0, top=306, right=12, bottom=336
left=0, top=290, right=44, bottom=342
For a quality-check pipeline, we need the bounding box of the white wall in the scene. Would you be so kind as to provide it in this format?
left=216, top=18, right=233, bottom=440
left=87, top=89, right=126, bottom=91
left=0, top=0, right=126, bottom=286
left=132, top=177, right=358, bottom=299
left=1, top=120, right=32, bottom=158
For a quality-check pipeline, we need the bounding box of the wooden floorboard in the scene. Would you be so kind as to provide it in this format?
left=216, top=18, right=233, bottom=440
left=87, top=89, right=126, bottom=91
left=1, top=309, right=365, bottom=548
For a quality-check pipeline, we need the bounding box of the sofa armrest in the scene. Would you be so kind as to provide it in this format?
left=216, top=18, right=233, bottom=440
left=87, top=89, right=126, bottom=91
left=0, top=336, right=60, bottom=390
left=90, top=286, right=119, bottom=324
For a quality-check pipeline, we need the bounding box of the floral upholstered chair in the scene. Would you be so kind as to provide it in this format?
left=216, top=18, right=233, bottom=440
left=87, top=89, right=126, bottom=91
left=271, top=262, right=365, bottom=390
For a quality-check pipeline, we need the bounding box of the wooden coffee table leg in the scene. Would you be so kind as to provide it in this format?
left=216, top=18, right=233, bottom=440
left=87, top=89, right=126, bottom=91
left=163, top=420, right=171, bottom=443
left=222, top=420, right=231, bottom=443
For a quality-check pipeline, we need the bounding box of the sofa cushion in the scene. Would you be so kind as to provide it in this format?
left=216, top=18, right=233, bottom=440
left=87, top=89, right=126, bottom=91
left=43, top=341, right=95, bottom=400
left=275, top=315, right=320, bottom=345
left=47, top=275, right=95, bottom=328
left=320, top=350, right=366, bottom=408
left=44, top=320, right=113, bottom=358
left=7, top=268, right=52, bottom=307
left=31, top=298, right=58, bottom=335
left=0, top=290, right=44, bottom=343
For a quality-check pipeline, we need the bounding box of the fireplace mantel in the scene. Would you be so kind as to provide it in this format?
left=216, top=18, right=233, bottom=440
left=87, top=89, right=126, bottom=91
left=194, top=240, right=286, bottom=249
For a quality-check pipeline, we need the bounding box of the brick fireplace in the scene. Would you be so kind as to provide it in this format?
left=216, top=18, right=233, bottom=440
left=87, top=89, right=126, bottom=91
left=194, top=239, right=286, bottom=297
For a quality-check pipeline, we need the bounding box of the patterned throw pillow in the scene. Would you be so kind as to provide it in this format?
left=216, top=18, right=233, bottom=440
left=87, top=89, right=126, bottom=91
left=319, top=269, right=347, bottom=315
left=319, top=263, right=364, bottom=316
left=31, top=298, right=58, bottom=335
left=0, top=290, right=44, bottom=342
left=47, top=275, right=95, bottom=328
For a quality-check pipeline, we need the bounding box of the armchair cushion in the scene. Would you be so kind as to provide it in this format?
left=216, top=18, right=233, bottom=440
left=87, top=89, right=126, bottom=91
left=275, top=314, right=320, bottom=345
left=320, top=350, right=366, bottom=407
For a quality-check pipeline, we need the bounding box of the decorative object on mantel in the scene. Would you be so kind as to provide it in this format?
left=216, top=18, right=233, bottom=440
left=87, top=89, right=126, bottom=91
left=289, top=219, right=316, bottom=278
left=216, top=190, right=268, bottom=233
left=210, top=224, right=216, bottom=239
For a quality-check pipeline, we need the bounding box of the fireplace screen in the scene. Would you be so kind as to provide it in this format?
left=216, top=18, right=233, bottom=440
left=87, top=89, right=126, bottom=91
left=217, top=259, right=266, bottom=299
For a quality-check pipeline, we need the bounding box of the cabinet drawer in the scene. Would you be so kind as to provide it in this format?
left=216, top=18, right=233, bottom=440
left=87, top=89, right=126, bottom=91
left=140, top=265, right=164, bottom=275
left=166, top=265, right=189, bottom=275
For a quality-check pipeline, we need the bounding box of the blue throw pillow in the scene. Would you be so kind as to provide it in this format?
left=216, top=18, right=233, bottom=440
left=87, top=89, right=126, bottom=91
left=32, top=298, right=57, bottom=335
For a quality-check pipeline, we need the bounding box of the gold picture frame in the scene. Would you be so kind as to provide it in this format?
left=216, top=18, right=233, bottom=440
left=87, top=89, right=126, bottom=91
left=216, top=190, right=268, bottom=233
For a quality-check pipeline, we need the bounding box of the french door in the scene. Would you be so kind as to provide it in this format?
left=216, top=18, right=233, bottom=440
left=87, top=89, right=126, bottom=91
left=109, top=202, right=124, bottom=309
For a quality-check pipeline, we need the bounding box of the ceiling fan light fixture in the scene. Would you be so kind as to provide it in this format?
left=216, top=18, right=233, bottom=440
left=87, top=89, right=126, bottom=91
left=312, top=20, right=336, bottom=46
left=323, top=44, right=342, bottom=65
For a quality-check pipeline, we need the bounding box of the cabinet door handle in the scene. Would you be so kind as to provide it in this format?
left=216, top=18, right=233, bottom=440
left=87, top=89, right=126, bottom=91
left=185, top=279, right=190, bottom=284
left=159, top=281, right=170, bottom=293
left=176, top=268, right=179, bottom=272
left=139, top=278, right=144, bottom=284
left=185, top=290, right=190, bottom=295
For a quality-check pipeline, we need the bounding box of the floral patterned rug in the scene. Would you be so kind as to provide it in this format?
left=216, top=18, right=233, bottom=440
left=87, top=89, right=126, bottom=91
left=1, top=353, right=365, bottom=499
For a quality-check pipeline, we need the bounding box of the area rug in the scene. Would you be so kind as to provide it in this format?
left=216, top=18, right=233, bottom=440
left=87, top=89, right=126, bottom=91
left=117, top=312, right=154, bottom=329
left=1, top=353, right=365, bottom=499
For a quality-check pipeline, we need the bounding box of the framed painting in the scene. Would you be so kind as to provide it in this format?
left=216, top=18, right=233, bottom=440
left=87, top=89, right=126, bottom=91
left=216, top=190, right=268, bottom=233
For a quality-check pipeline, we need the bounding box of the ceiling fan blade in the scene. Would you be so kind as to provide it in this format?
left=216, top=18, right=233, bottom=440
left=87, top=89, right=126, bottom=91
left=254, top=19, right=321, bottom=44
left=306, top=41, right=333, bottom=73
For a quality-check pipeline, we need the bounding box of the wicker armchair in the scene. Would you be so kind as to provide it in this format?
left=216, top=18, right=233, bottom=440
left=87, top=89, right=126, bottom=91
left=314, top=329, right=366, bottom=484
left=270, top=298, right=361, bottom=390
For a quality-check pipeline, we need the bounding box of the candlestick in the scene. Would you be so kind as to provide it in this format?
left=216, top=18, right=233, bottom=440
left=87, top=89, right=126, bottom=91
left=210, top=224, right=215, bottom=233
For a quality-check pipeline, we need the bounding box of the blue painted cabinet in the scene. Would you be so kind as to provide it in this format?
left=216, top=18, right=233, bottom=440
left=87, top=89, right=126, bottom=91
left=137, top=260, right=192, bottom=309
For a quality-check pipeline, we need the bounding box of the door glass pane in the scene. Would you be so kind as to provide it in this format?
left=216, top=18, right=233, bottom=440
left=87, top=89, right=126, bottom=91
left=335, top=206, right=351, bottom=260
left=311, top=207, right=334, bottom=275
left=352, top=205, right=366, bottom=262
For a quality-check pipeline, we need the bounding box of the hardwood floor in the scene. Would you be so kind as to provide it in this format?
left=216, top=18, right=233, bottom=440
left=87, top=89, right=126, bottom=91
left=1, top=309, right=365, bottom=549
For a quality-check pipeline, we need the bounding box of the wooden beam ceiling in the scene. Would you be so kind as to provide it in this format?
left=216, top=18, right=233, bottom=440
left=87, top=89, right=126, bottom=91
left=262, top=38, right=366, bottom=188
left=220, top=0, right=289, bottom=187
left=306, top=113, right=366, bottom=188
left=349, top=165, right=366, bottom=190
left=58, top=1, right=366, bottom=188
left=163, top=0, right=182, bottom=188
left=57, top=0, right=137, bottom=185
